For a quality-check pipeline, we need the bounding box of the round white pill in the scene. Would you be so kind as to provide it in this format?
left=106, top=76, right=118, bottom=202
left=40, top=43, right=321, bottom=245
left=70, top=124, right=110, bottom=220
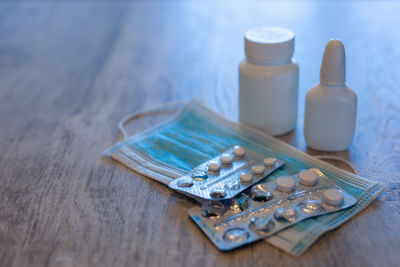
left=221, top=154, right=233, bottom=165
left=276, top=176, right=296, bottom=192
left=252, top=165, right=265, bottom=175
left=299, top=170, right=318, bottom=186
left=323, top=189, right=344, bottom=206
left=263, top=157, right=277, bottom=167
left=208, top=162, right=221, bottom=172
left=233, top=146, right=246, bottom=158
left=239, top=173, right=252, bottom=184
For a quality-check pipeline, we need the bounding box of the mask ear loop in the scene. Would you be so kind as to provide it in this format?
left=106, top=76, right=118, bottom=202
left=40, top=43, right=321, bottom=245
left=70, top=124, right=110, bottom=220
left=118, top=101, right=188, bottom=140
left=314, top=155, right=358, bottom=174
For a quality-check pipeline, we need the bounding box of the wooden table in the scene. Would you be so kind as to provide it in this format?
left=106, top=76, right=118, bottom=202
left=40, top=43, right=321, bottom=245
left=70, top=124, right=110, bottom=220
left=1, top=1, right=399, bottom=266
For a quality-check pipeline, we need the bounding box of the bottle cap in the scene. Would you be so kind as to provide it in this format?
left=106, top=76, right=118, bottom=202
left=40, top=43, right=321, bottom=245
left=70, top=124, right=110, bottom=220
left=245, top=27, right=294, bottom=63
left=320, top=39, right=346, bottom=85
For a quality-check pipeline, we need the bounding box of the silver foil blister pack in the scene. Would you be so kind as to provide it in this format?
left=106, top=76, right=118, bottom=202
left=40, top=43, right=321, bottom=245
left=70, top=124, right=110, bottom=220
left=169, top=145, right=285, bottom=201
left=188, top=168, right=357, bottom=251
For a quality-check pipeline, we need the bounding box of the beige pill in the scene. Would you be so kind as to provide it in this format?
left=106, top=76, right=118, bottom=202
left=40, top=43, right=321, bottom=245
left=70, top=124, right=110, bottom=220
left=233, top=146, right=246, bottom=158
left=239, top=173, right=252, bottom=183
left=323, top=189, right=344, bottom=206
left=299, top=170, right=318, bottom=186
left=264, top=157, right=277, bottom=167
left=208, top=162, right=221, bottom=172
left=276, top=176, right=296, bottom=192
left=252, top=165, right=265, bottom=175
left=221, top=154, right=233, bottom=165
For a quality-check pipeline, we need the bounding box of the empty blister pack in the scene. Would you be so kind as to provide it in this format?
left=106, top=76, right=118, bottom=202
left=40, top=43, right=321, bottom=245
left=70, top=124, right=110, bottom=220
left=169, top=145, right=285, bottom=201
left=188, top=168, right=357, bottom=251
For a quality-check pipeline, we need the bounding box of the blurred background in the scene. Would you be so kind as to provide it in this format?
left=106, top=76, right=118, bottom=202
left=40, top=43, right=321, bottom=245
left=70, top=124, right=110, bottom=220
left=1, top=1, right=400, bottom=266
left=1, top=1, right=399, bottom=161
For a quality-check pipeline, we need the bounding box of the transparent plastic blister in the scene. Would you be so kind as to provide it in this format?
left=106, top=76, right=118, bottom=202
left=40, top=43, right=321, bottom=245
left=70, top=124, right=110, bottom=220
left=168, top=145, right=285, bottom=201
left=188, top=168, right=357, bottom=251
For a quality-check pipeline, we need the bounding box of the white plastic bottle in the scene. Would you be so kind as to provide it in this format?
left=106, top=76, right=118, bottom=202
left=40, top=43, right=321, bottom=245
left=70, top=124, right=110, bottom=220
left=239, top=27, right=299, bottom=136
left=304, top=39, right=357, bottom=151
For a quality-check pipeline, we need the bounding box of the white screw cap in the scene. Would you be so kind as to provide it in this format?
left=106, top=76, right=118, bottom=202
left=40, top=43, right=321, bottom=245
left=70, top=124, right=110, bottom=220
left=245, top=27, right=294, bottom=63
left=320, top=39, right=346, bottom=85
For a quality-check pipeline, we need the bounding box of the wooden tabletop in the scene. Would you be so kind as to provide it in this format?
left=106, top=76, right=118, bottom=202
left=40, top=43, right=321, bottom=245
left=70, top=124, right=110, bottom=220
left=1, top=1, right=399, bottom=266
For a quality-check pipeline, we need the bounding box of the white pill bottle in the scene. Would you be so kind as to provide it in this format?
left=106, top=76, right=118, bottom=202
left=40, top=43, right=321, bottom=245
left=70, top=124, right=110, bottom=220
left=239, top=27, right=299, bottom=136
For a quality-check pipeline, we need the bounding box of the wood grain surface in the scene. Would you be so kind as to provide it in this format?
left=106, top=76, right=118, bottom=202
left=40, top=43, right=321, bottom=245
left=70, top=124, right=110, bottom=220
left=0, top=1, right=399, bottom=267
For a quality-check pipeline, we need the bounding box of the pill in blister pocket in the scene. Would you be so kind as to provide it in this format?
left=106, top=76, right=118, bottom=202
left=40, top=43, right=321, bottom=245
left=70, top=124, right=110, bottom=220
left=239, top=173, right=252, bottom=184
left=221, top=154, right=233, bottom=165
left=299, top=170, right=318, bottom=186
left=323, top=189, right=344, bottom=205
left=208, top=162, right=221, bottom=172
left=252, top=165, right=265, bottom=175
left=276, top=176, right=296, bottom=192
left=263, top=157, right=277, bottom=167
left=233, top=146, right=246, bottom=158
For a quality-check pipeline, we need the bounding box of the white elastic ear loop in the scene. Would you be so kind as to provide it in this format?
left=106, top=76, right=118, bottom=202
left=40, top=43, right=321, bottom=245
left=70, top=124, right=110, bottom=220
left=118, top=101, right=187, bottom=140
left=315, top=155, right=358, bottom=174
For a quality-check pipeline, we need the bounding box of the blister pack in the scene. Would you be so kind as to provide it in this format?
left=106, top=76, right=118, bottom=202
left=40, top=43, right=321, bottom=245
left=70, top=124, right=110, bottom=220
left=188, top=168, right=357, bottom=251
left=168, top=145, right=285, bottom=201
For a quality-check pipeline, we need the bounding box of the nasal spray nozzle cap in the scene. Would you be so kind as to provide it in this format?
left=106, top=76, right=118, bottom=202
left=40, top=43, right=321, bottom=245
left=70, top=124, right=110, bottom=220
left=320, top=39, right=346, bottom=85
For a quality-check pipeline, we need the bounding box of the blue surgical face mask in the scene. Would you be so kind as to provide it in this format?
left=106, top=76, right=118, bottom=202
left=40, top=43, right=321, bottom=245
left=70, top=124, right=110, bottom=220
left=103, top=99, right=384, bottom=256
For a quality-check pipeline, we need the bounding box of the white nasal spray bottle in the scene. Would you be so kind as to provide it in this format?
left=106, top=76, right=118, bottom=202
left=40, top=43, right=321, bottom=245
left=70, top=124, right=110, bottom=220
left=304, top=39, right=357, bottom=151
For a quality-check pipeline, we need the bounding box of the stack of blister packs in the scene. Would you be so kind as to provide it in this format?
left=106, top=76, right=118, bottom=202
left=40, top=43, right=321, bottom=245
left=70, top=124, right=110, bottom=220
left=169, top=145, right=357, bottom=251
